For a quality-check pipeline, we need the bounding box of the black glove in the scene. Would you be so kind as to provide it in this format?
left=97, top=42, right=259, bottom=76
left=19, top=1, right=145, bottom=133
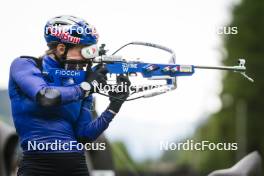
left=108, top=75, right=130, bottom=113
left=85, top=65, right=108, bottom=94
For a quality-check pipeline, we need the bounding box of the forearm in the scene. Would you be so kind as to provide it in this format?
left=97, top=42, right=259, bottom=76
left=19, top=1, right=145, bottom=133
left=75, top=105, right=115, bottom=142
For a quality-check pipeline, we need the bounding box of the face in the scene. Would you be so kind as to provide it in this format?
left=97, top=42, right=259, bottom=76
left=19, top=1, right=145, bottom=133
left=55, top=44, right=98, bottom=70
left=55, top=43, right=99, bottom=60
left=55, top=44, right=89, bottom=70
left=66, top=46, right=86, bottom=61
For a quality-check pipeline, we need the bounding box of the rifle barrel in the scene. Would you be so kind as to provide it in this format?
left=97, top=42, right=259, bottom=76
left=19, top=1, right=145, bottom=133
left=194, top=65, right=246, bottom=72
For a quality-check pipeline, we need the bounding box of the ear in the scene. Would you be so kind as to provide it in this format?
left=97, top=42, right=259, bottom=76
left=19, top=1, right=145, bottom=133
left=56, top=44, right=66, bottom=56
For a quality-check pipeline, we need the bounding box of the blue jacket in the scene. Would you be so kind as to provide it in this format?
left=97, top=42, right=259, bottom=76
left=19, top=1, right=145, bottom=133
left=8, top=55, right=115, bottom=153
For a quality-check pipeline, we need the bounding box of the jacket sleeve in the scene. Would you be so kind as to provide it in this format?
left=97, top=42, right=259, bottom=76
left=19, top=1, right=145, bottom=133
left=74, top=96, right=115, bottom=142
left=10, top=58, right=84, bottom=104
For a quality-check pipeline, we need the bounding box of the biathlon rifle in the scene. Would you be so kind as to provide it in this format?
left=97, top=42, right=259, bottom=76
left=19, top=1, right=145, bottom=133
left=46, top=41, right=254, bottom=101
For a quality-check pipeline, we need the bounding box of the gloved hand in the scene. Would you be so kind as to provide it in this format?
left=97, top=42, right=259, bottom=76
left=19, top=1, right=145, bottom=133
left=81, top=65, right=108, bottom=96
left=108, top=75, right=130, bottom=113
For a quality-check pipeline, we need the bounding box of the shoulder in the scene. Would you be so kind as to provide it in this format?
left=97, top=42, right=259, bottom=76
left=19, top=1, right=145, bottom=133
left=10, top=56, right=39, bottom=70
left=10, top=57, right=41, bottom=77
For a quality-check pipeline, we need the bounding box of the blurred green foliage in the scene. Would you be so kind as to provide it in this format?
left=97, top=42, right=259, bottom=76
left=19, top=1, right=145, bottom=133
left=111, top=141, right=139, bottom=171
left=161, top=0, right=264, bottom=174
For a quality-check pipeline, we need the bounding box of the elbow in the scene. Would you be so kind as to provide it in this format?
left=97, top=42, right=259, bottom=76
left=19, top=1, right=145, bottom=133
left=36, top=88, right=62, bottom=107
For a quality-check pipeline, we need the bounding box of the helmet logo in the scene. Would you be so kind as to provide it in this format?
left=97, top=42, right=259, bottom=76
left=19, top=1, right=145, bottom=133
left=48, top=28, right=81, bottom=44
